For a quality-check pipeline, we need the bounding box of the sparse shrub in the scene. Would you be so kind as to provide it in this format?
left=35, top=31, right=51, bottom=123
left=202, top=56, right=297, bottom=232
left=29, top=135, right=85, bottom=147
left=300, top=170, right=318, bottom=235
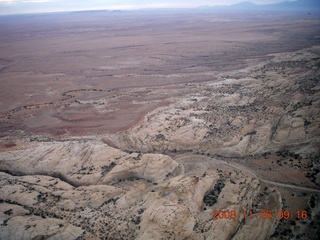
left=3, top=209, right=13, bottom=215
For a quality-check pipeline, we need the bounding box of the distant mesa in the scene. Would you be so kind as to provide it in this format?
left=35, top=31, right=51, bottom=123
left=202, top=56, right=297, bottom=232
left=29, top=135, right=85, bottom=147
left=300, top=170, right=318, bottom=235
left=271, top=0, right=320, bottom=11
left=229, top=2, right=257, bottom=9
left=200, top=0, right=320, bottom=12
left=198, top=2, right=258, bottom=10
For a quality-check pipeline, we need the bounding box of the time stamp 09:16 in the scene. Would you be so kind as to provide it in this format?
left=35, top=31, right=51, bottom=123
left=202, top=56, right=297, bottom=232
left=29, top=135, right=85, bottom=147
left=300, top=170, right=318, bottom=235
left=212, top=209, right=308, bottom=220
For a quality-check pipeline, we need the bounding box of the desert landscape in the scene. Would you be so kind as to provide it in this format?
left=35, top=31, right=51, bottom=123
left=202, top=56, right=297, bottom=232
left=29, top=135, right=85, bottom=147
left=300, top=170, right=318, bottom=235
left=0, top=9, right=320, bottom=239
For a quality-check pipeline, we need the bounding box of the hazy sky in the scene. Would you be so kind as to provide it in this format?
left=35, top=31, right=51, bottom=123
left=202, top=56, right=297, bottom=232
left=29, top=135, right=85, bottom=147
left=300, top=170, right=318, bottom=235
left=0, top=0, right=296, bottom=15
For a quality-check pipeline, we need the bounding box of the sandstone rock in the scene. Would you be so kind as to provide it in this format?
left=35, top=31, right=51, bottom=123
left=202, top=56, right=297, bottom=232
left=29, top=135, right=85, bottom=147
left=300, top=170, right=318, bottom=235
left=0, top=216, right=85, bottom=240
left=1, top=47, right=319, bottom=239
left=103, top=154, right=179, bottom=184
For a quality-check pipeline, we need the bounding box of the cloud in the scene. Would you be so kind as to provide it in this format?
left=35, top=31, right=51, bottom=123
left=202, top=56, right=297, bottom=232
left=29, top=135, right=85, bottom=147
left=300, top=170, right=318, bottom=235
left=0, top=0, right=289, bottom=6
left=0, top=0, right=297, bottom=15
left=0, top=0, right=53, bottom=4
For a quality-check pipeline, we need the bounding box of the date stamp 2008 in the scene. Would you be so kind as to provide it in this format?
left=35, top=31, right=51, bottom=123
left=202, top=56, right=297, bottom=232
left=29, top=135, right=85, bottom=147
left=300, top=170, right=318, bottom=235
left=212, top=209, right=308, bottom=220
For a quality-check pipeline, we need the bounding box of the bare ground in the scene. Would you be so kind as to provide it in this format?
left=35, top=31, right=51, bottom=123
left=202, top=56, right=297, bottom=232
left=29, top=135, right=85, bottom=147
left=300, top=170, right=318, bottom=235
left=0, top=10, right=320, bottom=240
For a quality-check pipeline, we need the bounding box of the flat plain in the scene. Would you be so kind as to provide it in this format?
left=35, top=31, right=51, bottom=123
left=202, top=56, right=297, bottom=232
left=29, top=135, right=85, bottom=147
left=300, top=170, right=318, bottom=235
left=0, top=9, right=319, bottom=239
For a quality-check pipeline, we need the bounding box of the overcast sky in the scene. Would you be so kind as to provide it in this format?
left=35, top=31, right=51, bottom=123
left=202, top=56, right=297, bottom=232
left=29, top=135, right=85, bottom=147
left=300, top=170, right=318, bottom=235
left=0, top=0, right=297, bottom=15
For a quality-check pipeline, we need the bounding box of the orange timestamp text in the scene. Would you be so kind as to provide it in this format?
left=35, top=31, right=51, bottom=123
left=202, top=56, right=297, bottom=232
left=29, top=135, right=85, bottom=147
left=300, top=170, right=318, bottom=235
left=212, top=209, right=308, bottom=220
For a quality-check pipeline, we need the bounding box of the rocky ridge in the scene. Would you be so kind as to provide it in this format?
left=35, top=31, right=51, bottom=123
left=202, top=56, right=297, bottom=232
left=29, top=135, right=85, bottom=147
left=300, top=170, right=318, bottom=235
left=104, top=47, right=320, bottom=158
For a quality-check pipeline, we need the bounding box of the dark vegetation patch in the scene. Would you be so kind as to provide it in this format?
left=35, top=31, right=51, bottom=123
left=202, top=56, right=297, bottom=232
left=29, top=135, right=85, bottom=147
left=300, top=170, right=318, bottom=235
left=203, top=179, right=225, bottom=206
left=276, top=149, right=301, bottom=159
left=155, top=134, right=166, bottom=141
left=104, top=198, right=119, bottom=205
left=101, top=162, right=117, bottom=177
left=4, top=209, right=13, bottom=215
